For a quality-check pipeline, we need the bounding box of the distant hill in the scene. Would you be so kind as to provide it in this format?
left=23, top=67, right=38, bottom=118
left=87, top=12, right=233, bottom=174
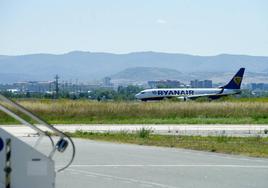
left=0, top=73, right=36, bottom=83
left=111, top=67, right=268, bottom=84
left=111, top=67, right=184, bottom=81
left=0, top=56, right=9, bottom=60
left=0, top=51, right=268, bottom=83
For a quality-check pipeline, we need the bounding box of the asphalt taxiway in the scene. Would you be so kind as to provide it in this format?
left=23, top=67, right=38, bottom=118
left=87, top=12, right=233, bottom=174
left=55, top=138, right=268, bottom=188
left=3, top=126, right=268, bottom=188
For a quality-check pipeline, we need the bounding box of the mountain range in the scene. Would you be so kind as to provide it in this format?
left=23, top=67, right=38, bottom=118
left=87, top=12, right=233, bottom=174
left=0, top=51, right=268, bottom=83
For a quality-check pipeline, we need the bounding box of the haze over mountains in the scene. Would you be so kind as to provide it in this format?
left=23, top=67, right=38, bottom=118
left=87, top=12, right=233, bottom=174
left=0, top=51, right=268, bottom=84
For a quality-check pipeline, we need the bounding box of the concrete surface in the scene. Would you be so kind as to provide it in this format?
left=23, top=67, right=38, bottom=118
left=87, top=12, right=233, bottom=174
left=2, top=124, right=268, bottom=137
left=3, top=126, right=268, bottom=188
left=55, top=139, right=268, bottom=188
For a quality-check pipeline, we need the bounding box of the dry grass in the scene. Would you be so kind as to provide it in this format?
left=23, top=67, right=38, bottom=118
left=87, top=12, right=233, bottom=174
left=0, top=99, right=268, bottom=124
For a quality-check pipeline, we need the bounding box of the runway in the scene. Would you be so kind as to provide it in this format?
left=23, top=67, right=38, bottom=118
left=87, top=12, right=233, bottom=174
left=2, top=125, right=268, bottom=187
left=54, top=138, right=268, bottom=188
left=2, top=124, right=268, bottom=137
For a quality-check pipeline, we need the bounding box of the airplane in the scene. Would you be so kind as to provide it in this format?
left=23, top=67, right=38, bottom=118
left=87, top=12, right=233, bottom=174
left=135, top=68, right=245, bottom=101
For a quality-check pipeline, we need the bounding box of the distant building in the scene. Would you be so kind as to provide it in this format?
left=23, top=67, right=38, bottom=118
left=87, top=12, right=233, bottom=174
left=6, top=89, right=20, bottom=93
left=0, top=79, right=117, bottom=95
left=190, top=80, right=198, bottom=88
left=190, top=80, right=212, bottom=88
left=203, top=80, right=213, bottom=88
left=148, top=80, right=182, bottom=88
left=103, top=77, right=114, bottom=87
left=13, top=81, right=54, bottom=93
left=250, top=83, right=268, bottom=91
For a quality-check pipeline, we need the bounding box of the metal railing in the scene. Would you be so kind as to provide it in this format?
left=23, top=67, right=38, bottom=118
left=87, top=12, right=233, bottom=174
left=0, top=93, right=75, bottom=172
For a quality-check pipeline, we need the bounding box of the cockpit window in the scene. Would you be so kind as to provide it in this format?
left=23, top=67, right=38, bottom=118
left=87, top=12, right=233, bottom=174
left=140, top=92, right=146, bottom=94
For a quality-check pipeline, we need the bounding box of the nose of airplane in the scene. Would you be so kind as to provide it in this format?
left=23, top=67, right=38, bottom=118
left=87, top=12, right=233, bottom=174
left=135, top=93, right=140, bottom=99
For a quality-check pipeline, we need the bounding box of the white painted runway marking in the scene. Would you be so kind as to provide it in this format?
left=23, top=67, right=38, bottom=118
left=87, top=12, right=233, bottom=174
left=85, top=174, right=97, bottom=178
left=141, top=184, right=154, bottom=188
left=70, top=164, right=268, bottom=168
left=67, top=168, right=178, bottom=188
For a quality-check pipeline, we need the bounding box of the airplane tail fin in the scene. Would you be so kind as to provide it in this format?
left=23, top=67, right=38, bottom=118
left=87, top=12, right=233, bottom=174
left=223, top=68, right=245, bottom=89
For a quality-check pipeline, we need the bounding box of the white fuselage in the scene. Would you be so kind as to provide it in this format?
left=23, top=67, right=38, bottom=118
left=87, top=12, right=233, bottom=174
left=135, top=88, right=240, bottom=101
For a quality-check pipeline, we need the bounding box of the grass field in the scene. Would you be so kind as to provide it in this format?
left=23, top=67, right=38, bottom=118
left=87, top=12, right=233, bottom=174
left=70, top=130, right=268, bottom=158
left=0, top=99, right=268, bottom=124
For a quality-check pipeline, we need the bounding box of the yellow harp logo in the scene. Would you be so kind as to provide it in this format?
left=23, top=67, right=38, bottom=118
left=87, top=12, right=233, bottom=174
left=233, top=76, right=242, bottom=85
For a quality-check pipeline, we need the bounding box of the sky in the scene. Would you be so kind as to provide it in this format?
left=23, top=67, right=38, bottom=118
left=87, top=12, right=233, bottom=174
left=0, top=0, right=267, bottom=56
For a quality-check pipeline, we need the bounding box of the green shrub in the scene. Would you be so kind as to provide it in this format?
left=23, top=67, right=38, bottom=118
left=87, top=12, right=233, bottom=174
left=137, top=128, right=152, bottom=138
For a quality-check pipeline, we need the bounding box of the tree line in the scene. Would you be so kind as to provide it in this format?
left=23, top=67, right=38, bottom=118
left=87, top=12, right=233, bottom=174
left=0, top=85, right=144, bottom=101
